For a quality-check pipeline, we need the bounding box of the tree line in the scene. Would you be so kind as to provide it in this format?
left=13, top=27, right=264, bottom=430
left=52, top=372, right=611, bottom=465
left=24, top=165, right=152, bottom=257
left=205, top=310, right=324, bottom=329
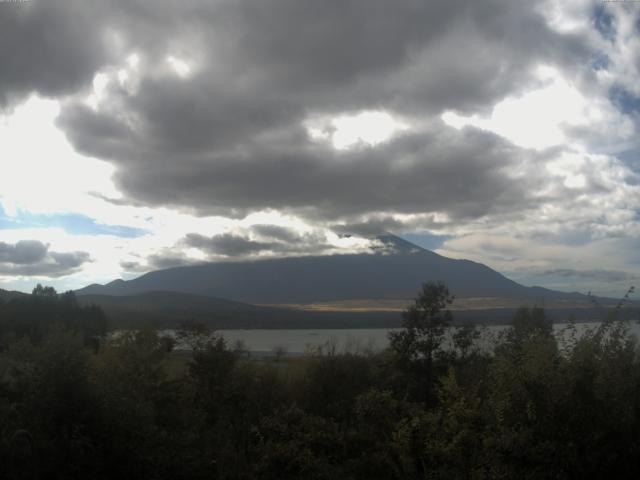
left=0, top=283, right=639, bottom=478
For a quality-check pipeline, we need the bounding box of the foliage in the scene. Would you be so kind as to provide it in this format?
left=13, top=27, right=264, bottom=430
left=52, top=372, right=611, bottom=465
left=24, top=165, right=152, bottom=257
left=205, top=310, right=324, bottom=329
left=0, top=286, right=107, bottom=347
left=389, top=282, right=454, bottom=365
left=1, top=284, right=640, bottom=478
left=388, top=281, right=454, bottom=404
left=175, top=318, right=216, bottom=352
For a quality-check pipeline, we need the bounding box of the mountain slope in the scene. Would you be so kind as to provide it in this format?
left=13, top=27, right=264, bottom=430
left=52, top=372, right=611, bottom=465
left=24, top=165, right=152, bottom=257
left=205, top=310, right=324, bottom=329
left=76, top=235, right=585, bottom=304
left=0, top=288, right=29, bottom=302
left=76, top=290, right=401, bottom=329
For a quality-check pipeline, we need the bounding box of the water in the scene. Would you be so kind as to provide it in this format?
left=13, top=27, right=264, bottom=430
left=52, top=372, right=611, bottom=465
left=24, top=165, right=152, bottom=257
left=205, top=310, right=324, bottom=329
left=217, top=328, right=393, bottom=355
left=159, top=321, right=640, bottom=355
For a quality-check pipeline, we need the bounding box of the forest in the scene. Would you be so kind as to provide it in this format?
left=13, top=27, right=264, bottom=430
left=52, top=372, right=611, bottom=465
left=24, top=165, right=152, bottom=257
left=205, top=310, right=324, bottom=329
left=1, top=283, right=640, bottom=479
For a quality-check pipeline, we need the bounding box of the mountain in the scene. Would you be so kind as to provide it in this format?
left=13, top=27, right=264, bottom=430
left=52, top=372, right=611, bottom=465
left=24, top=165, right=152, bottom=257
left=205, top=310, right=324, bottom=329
left=76, top=235, right=587, bottom=305
left=0, top=288, right=28, bottom=302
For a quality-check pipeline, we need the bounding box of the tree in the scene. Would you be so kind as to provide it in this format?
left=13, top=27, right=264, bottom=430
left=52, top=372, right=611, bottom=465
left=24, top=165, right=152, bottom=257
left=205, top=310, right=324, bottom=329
left=388, top=282, right=454, bottom=404
left=272, top=344, right=288, bottom=362
left=176, top=318, right=216, bottom=352
left=452, top=323, right=482, bottom=360
left=254, top=406, right=344, bottom=480
left=389, top=282, right=453, bottom=366
left=32, top=284, right=57, bottom=297
left=512, top=306, right=551, bottom=337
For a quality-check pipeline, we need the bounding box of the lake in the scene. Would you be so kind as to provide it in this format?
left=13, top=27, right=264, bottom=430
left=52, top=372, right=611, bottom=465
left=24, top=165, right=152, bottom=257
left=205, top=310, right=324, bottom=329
left=157, top=321, right=640, bottom=356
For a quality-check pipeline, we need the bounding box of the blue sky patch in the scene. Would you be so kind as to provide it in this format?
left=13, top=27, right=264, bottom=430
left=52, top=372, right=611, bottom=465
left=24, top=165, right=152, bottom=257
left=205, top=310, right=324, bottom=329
left=401, top=233, right=451, bottom=251
left=0, top=205, right=148, bottom=238
left=610, top=85, right=640, bottom=116
left=593, top=4, right=616, bottom=41
left=591, top=54, right=610, bottom=71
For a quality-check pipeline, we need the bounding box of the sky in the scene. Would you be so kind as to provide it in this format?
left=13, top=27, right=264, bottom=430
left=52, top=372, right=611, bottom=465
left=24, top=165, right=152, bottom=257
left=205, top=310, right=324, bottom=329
left=0, top=0, right=639, bottom=297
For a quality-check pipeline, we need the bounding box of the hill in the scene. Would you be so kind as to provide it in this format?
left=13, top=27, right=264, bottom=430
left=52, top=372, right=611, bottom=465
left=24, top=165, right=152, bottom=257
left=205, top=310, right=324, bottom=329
left=76, top=290, right=402, bottom=329
left=0, top=288, right=29, bottom=302
left=78, top=290, right=626, bottom=329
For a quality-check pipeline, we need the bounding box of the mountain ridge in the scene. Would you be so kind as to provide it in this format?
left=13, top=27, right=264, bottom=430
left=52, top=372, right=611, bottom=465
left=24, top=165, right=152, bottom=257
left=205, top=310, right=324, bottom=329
left=0, top=288, right=29, bottom=302
left=76, top=234, right=589, bottom=304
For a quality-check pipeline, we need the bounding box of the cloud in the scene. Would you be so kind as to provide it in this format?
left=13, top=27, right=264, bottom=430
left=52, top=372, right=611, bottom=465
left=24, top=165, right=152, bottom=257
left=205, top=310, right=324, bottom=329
left=51, top=0, right=596, bottom=224
left=0, top=240, right=47, bottom=264
left=436, top=231, right=640, bottom=290
left=182, top=227, right=333, bottom=257
left=128, top=225, right=348, bottom=265
left=49, top=251, right=89, bottom=270
left=331, top=218, right=406, bottom=238
left=61, top=117, right=549, bottom=221
left=147, top=254, right=198, bottom=270
left=0, top=0, right=111, bottom=108
left=119, top=260, right=146, bottom=273
left=1, top=0, right=639, bottom=297
left=252, top=224, right=301, bottom=243
left=120, top=256, right=190, bottom=273
left=542, top=268, right=638, bottom=283
left=2, top=0, right=615, bottom=228
left=185, top=233, right=277, bottom=257
left=0, top=240, right=90, bottom=277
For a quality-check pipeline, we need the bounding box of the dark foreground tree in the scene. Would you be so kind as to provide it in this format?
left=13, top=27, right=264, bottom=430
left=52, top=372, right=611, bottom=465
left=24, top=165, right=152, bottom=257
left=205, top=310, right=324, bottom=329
left=389, top=282, right=453, bottom=364
left=388, top=282, right=453, bottom=403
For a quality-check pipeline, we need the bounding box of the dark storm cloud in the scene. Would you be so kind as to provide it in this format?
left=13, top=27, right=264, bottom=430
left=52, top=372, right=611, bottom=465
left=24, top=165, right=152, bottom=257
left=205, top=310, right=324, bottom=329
left=182, top=227, right=332, bottom=259
left=0, top=240, right=90, bottom=277
left=252, top=225, right=302, bottom=243
left=331, top=218, right=407, bottom=238
left=185, top=233, right=277, bottom=257
left=60, top=115, right=548, bottom=221
left=120, top=226, right=332, bottom=272
left=206, top=0, right=590, bottom=114
left=4, top=0, right=597, bottom=222
left=0, top=0, right=110, bottom=108
left=121, top=254, right=198, bottom=272
left=148, top=254, right=197, bottom=270
left=0, top=240, right=47, bottom=264
left=119, top=260, right=145, bottom=273
left=49, top=251, right=89, bottom=270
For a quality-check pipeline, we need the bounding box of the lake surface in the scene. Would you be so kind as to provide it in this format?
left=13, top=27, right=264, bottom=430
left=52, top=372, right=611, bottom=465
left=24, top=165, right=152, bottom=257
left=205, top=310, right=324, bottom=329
left=159, top=321, right=640, bottom=355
